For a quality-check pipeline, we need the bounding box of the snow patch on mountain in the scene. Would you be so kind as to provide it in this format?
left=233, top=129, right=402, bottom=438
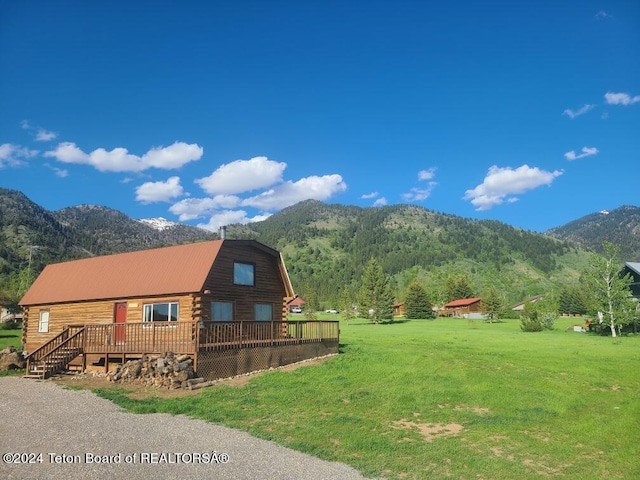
left=138, top=217, right=179, bottom=231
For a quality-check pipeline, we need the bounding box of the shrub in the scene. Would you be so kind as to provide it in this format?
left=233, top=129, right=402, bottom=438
left=520, top=297, right=557, bottom=332
left=520, top=316, right=544, bottom=332
left=0, top=320, right=22, bottom=330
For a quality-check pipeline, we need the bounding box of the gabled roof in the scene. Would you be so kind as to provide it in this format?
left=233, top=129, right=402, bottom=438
left=20, top=239, right=297, bottom=306
left=623, top=262, right=640, bottom=276
left=444, top=297, right=482, bottom=308
left=286, top=296, right=305, bottom=306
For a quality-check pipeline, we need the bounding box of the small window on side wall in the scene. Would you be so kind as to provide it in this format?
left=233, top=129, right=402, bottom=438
left=211, top=302, right=233, bottom=321
left=38, top=310, right=50, bottom=333
left=233, top=262, right=255, bottom=286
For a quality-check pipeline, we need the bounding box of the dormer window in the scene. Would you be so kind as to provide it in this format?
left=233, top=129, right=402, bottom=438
left=233, top=262, right=255, bottom=286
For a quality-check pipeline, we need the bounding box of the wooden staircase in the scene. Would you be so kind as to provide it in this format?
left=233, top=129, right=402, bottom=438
left=24, top=326, right=85, bottom=379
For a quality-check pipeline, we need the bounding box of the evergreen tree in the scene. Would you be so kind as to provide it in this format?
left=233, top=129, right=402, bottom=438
left=445, top=274, right=475, bottom=302
left=404, top=280, right=435, bottom=319
left=357, top=258, right=394, bottom=323
left=481, top=286, right=503, bottom=322
left=558, top=286, right=588, bottom=315
left=303, top=289, right=319, bottom=320
left=340, top=286, right=355, bottom=325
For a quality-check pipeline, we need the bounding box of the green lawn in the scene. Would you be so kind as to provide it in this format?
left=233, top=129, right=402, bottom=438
left=93, top=317, right=640, bottom=479
left=0, top=327, right=24, bottom=376
left=0, top=327, right=22, bottom=351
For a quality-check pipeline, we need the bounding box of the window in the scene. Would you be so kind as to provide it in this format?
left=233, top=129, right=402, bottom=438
left=254, top=303, right=273, bottom=322
left=233, top=262, right=255, bottom=286
left=38, top=310, right=49, bottom=333
left=211, top=302, right=233, bottom=321
left=143, top=302, right=179, bottom=322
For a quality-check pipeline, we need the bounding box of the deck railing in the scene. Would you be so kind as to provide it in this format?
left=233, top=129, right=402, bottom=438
left=83, top=321, right=197, bottom=355
left=198, top=320, right=339, bottom=351
left=77, top=320, right=339, bottom=355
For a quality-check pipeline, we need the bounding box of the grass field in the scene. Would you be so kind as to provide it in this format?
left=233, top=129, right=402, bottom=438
left=0, top=327, right=21, bottom=351
left=0, top=327, right=24, bottom=376
left=89, top=318, right=638, bottom=478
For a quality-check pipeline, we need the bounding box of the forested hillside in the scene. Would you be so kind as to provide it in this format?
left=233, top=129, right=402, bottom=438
left=2, top=189, right=629, bottom=309
left=547, top=206, right=640, bottom=260
left=0, top=188, right=214, bottom=292
left=227, top=200, right=586, bottom=306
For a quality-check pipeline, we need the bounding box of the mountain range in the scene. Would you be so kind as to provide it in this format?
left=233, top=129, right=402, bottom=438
left=1, top=187, right=638, bottom=306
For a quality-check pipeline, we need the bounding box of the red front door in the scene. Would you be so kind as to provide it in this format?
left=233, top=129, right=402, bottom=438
left=114, top=302, right=127, bottom=344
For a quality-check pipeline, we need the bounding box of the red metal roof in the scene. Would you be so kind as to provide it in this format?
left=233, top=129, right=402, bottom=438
left=444, top=297, right=482, bottom=308
left=20, top=240, right=225, bottom=306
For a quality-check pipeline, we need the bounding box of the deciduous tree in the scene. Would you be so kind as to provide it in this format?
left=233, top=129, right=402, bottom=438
left=581, top=242, right=634, bottom=338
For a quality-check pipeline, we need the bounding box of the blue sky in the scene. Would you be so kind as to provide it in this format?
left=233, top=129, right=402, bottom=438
left=1, top=1, right=639, bottom=233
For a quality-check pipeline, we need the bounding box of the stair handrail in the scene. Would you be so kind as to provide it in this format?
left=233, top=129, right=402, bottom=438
left=25, top=325, right=85, bottom=365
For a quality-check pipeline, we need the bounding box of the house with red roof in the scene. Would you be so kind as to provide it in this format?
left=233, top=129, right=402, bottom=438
left=442, top=297, right=483, bottom=317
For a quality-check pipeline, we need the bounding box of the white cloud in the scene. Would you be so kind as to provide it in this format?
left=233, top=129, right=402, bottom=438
left=604, top=92, right=640, bottom=106
left=35, top=129, right=57, bottom=142
left=562, top=104, right=595, bottom=119
left=196, top=210, right=272, bottom=232
left=169, top=195, right=242, bottom=221
left=373, top=197, right=388, bottom=207
left=463, top=164, right=563, bottom=211
left=596, top=10, right=610, bottom=19
left=402, top=167, right=438, bottom=201
left=44, top=163, right=69, bottom=177
left=241, top=174, right=347, bottom=210
left=44, top=141, right=203, bottom=172
left=0, top=143, right=38, bottom=168
left=564, top=146, right=599, bottom=161
left=418, top=167, right=437, bottom=180
left=20, top=120, right=57, bottom=141
left=170, top=167, right=346, bottom=229
left=361, top=191, right=379, bottom=199
left=402, top=184, right=437, bottom=202
left=135, top=176, right=184, bottom=203
left=195, top=156, right=286, bottom=195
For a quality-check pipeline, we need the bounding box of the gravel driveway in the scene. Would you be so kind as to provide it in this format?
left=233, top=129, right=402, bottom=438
left=0, top=377, right=371, bottom=480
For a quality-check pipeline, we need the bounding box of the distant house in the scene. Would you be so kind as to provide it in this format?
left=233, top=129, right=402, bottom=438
left=620, top=262, right=640, bottom=298
left=511, top=295, right=544, bottom=312
left=392, top=302, right=405, bottom=317
left=442, top=297, right=482, bottom=317
left=286, top=295, right=305, bottom=313
left=1, top=305, right=23, bottom=324
left=19, top=240, right=339, bottom=379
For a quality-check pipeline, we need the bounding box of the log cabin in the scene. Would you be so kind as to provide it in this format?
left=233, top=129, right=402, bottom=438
left=442, top=297, right=483, bottom=317
left=19, top=239, right=339, bottom=379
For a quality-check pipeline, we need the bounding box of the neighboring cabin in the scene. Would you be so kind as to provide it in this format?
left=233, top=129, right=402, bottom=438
left=19, top=239, right=339, bottom=379
left=286, top=295, right=305, bottom=313
left=442, top=297, right=483, bottom=317
left=511, top=295, right=544, bottom=313
left=621, top=262, right=640, bottom=299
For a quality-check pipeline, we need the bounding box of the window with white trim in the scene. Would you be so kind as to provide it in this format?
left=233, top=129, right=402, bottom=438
left=143, top=302, right=179, bottom=322
left=38, top=310, right=50, bottom=333
left=211, top=302, right=233, bottom=321
left=254, top=303, right=272, bottom=322
left=233, top=262, right=255, bottom=286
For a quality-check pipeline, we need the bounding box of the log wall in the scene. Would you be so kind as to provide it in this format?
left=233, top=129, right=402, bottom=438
left=23, top=295, right=195, bottom=353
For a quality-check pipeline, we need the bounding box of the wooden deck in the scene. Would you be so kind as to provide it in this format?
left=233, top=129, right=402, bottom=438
left=25, top=320, right=340, bottom=379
